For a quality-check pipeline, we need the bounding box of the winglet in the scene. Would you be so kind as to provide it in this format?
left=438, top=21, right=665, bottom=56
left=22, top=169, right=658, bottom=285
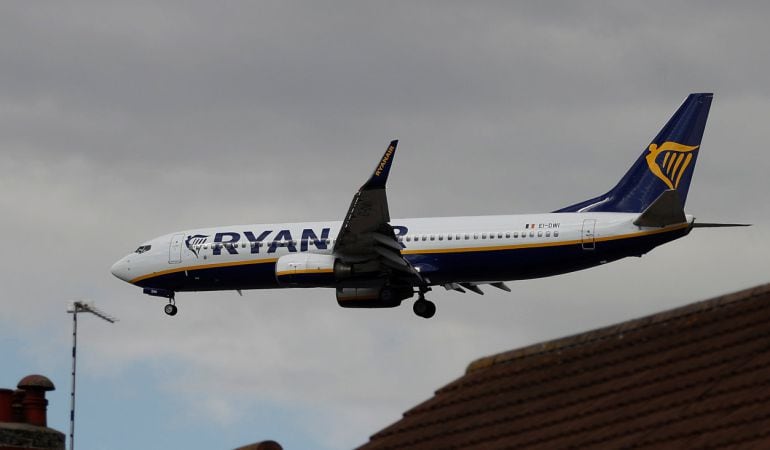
left=362, top=140, right=398, bottom=190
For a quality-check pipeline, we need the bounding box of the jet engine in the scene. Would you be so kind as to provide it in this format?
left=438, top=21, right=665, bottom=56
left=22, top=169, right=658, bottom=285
left=336, top=287, right=413, bottom=308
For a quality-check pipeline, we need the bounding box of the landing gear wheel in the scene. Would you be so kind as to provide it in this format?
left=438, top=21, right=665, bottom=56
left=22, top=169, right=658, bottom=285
left=164, top=303, right=178, bottom=316
left=423, top=300, right=436, bottom=318
left=413, top=299, right=436, bottom=319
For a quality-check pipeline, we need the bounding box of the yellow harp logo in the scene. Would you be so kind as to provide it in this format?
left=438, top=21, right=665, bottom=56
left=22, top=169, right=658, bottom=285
left=645, top=141, right=699, bottom=189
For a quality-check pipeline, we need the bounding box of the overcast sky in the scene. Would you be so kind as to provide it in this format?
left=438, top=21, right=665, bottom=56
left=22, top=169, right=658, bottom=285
left=1, top=2, right=769, bottom=449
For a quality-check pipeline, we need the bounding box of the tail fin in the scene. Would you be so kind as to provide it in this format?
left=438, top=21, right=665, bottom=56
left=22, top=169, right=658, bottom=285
left=555, top=93, right=713, bottom=213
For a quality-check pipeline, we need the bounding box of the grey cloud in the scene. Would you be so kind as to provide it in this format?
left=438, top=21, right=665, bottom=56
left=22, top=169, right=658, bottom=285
left=1, top=2, right=769, bottom=449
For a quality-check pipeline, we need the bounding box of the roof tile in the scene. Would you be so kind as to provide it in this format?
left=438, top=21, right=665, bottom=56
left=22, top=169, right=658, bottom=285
left=359, top=283, right=770, bottom=450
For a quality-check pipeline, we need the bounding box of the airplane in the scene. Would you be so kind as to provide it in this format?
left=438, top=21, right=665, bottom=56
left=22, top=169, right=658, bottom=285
left=111, top=93, right=747, bottom=318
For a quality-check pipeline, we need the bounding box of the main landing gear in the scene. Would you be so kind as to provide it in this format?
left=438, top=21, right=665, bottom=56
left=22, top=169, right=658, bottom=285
left=412, top=287, right=436, bottom=319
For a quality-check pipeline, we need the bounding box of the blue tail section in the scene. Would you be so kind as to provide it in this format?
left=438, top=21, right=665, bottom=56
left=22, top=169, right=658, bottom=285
left=555, top=93, right=713, bottom=213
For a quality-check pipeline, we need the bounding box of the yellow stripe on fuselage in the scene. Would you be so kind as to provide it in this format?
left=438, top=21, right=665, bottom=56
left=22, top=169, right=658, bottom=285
left=276, top=268, right=334, bottom=277
left=130, top=257, right=278, bottom=284
left=401, top=222, right=689, bottom=255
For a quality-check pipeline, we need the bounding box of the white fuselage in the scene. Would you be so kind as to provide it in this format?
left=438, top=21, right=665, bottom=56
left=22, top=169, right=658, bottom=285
left=111, top=212, right=694, bottom=290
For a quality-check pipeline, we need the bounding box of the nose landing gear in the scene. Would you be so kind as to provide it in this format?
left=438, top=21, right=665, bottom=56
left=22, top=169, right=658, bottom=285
left=164, top=300, right=178, bottom=316
left=142, top=287, right=179, bottom=316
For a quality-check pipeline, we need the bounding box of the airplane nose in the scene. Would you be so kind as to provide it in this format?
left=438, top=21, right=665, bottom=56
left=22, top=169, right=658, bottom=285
left=110, top=258, right=132, bottom=283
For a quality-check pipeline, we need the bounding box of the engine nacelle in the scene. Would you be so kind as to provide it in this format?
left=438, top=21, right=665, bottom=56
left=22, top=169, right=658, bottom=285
left=336, top=287, right=413, bottom=308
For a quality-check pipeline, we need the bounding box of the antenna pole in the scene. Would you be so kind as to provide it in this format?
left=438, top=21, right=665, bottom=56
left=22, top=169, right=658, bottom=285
left=67, top=301, right=117, bottom=450
left=69, top=306, right=78, bottom=450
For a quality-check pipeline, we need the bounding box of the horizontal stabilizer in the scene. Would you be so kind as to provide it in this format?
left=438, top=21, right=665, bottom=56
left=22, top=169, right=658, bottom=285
left=633, top=190, right=686, bottom=227
left=692, top=222, right=752, bottom=228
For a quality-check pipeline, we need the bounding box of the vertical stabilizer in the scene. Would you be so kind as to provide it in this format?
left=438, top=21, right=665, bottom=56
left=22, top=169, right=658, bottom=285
left=556, top=93, right=712, bottom=213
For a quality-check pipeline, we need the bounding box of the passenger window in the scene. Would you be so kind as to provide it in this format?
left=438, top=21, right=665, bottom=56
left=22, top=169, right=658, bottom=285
left=474, top=233, right=479, bottom=239
left=554, top=231, right=559, bottom=237
left=546, top=231, right=551, bottom=237
left=406, top=236, right=411, bottom=242
left=514, top=232, right=518, bottom=238
left=530, top=231, right=534, bottom=237
left=497, top=232, right=503, bottom=239
left=430, top=235, right=435, bottom=241
left=422, top=235, right=427, bottom=241
left=538, top=231, right=543, bottom=237
left=506, top=232, right=511, bottom=238
left=465, top=234, right=470, bottom=240
left=456, top=234, right=461, bottom=240
left=438, top=235, right=443, bottom=241
left=447, top=234, right=452, bottom=240
left=481, top=233, right=487, bottom=239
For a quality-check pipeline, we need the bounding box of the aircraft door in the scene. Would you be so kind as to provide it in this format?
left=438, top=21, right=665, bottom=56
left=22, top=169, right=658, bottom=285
left=169, top=233, right=184, bottom=264
left=581, top=219, right=596, bottom=250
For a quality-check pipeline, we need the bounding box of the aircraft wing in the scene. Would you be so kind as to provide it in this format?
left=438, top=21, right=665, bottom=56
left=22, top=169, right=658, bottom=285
left=334, top=140, right=423, bottom=281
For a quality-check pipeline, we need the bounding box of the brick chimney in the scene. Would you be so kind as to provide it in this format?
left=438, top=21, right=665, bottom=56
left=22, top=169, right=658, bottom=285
left=9, top=391, right=24, bottom=423
left=1, top=375, right=64, bottom=450
left=0, top=389, right=12, bottom=423
left=16, top=375, right=55, bottom=427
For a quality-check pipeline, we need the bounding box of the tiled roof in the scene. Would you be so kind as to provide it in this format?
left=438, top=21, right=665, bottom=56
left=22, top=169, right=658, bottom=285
left=358, top=283, right=770, bottom=450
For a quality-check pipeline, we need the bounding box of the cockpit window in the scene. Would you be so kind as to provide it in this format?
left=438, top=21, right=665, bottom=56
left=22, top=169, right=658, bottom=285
left=135, top=245, right=152, bottom=254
